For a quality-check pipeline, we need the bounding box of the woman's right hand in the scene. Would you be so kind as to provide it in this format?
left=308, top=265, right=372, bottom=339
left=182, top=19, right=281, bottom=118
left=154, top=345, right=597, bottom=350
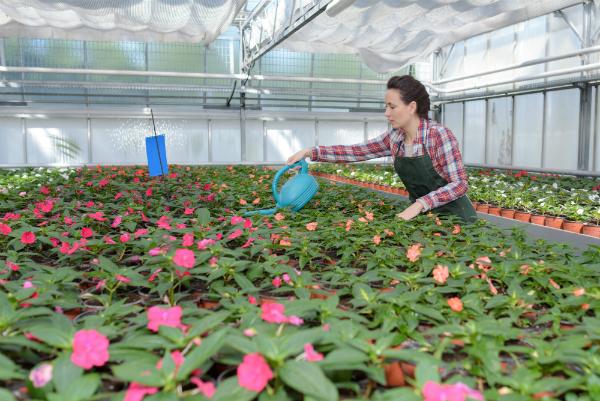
left=286, top=148, right=312, bottom=165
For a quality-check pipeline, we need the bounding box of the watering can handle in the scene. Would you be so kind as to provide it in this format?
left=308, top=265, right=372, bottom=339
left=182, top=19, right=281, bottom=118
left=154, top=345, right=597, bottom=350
left=272, top=159, right=308, bottom=204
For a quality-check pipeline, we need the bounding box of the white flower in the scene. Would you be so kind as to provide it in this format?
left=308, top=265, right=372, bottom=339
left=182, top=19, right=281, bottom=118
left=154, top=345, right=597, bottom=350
left=577, top=208, right=584, bottom=215
left=552, top=183, right=558, bottom=189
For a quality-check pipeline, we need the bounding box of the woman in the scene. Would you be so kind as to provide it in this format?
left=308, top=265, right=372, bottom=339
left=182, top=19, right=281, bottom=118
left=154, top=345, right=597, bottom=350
left=286, top=75, right=477, bottom=222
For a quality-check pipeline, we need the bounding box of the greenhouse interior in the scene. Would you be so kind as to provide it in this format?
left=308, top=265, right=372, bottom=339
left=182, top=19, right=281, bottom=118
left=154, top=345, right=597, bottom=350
left=1, top=0, right=600, bottom=400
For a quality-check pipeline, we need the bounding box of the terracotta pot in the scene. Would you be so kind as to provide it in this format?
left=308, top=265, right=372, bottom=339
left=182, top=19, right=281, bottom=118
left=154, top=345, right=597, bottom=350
left=544, top=217, right=564, bottom=229
left=400, top=362, right=416, bottom=379
left=476, top=204, right=490, bottom=213
left=530, top=215, right=546, bottom=225
left=562, top=220, right=583, bottom=234
left=384, top=362, right=405, bottom=387
left=199, top=300, right=220, bottom=309
left=533, top=392, right=556, bottom=400
left=488, top=207, right=501, bottom=216
left=514, top=211, right=531, bottom=222
left=582, top=224, right=600, bottom=238
left=500, top=209, right=516, bottom=219
left=471, top=202, right=479, bottom=209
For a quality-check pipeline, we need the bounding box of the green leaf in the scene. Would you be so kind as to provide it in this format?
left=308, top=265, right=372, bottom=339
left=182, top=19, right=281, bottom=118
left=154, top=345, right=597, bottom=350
left=258, top=387, right=291, bottom=401
left=280, top=328, right=323, bottom=358
left=158, top=326, right=185, bottom=345
left=64, top=373, right=100, bottom=401
left=415, top=360, right=440, bottom=388
left=279, top=360, right=338, bottom=401
left=52, top=355, right=83, bottom=394
left=197, top=208, right=211, bottom=225
left=234, top=273, right=258, bottom=292
left=112, top=362, right=165, bottom=387
left=0, top=352, right=23, bottom=380
left=587, top=375, right=600, bottom=401
left=211, top=377, right=257, bottom=401
left=28, top=325, right=73, bottom=348
left=187, top=311, right=230, bottom=339
left=372, top=388, right=421, bottom=401
left=410, top=304, right=445, bottom=322
left=176, top=329, right=228, bottom=380
left=146, top=392, right=179, bottom=401
left=319, top=348, right=368, bottom=370
left=0, top=389, right=16, bottom=401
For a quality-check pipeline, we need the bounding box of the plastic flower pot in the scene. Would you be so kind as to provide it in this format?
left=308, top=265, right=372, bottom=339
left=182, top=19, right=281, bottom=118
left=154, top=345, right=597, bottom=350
left=471, top=201, right=479, bottom=209
left=384, top=362, right=405, bottom=387
left=476, top=204, right=490, bottom=213
left=545, top=217, right=564, bottom=229
left=500, top=209, right=516, bottom=219
left=514, top=211, right=531, bottom=222
left=488, top=207, right=502, bottom=216
left=582, top=224, right=600, bottom=238
left=530, top=215, right=546, bottom=225
left=562, top=220, right=583, bottom=234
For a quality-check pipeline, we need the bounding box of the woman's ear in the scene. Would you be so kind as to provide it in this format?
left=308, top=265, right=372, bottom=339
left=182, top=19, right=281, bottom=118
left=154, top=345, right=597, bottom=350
left=409, top=101, right=418, bottom=115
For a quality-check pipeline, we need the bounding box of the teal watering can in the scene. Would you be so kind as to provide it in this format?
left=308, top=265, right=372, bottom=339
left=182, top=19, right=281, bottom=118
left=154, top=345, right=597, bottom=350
left=244, top=159, right=319, bottom=216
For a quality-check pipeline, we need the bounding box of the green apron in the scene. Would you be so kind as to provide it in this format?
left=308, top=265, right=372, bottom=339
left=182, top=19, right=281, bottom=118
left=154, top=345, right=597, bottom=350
left=393, top=128, right=477, bottom=222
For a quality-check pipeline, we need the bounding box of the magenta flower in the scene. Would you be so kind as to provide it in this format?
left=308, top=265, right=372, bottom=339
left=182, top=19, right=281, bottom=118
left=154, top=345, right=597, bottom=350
left=123, top=382, right=159, bottom=401
left=272, top=276, right=282, bottom=288
left=287, top=315, right=304, bottom=326
left=191, top=377, right=216, bottom=399
left=260, top=303, right=288, bottom=324
left=70, top=329, right=110, bottom=370
left=0, top=222, right=12, bottom=235
left=111, top=216, right=122, bottom=228
left=304, top=343, right=324, bottom=362
left=231, top=216, right=245, bottom=225
left=147, top=305, right=183, bottom=332
left=423, top=381, right=484, bottom=401
left=21, top=231, right=36, bottom=244
left=228, top=229, right=243, bottom=240
left=173, top=249, right=195, bottom=269
left=182, top=233, right=194, bottom=247
left=237, top=353, right=273, bottom=392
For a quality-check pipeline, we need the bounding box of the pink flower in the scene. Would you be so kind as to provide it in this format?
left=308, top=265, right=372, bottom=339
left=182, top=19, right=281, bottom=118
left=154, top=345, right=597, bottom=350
left=197, top=238, right=216, bottom=250
left=261, top=303, right=288, bottom=324
left=243, top=219, right=253, bottom=229
left=191, top=377, right=216, bottom=399
left=70, top=329, right=110, bottom=370
left=23, top=280, right=34, bottom=289
left=149, top=247, right=166, bottom=256
left=241, top=238, right=256, bottom=248
left=272, top=277, right=282, bottom=288
left=422, top=381, right=483, bottom=401
left=248, top=295, right=257, bottom=305
left=306, top=222, right=318, bottom=231
left=406, top=243, right=422, bottom=262
left=6, top=261, right=19, bottom=271
left=282, top=274, right=291, bottom=284
left=111, top=216, right=122, bottom=228
left=88, top=212, right=106, bottom=221
left=274, top=213, right=285, bottom=221
left=123, top=382, right=159, bottom=401
left=182, top=233, right=194, bottom=247
left=228, top=229, right=243, bottom=240
left=21, top=231, right=36, bottom=245
left=147, top=305, right=183, bottom=332
left=287, top=315, right=304, bottom=326
left=148, top=268, right=162, bottom=283
left=231, top=216, right=245, bottom=225
left=322, top=324, right=330, bottom=332
left=120, top=233, right=131, bottom=243
left=447, top=297, right=463, bottom=312
left=432, top=265, right=449, bottom=284
left=373, top=235, right=381, bottom=245
left=157, top=215, right=172, bottom=230
left=29, top=363, right=53, bottom=388
left=0, top=223, right=12, bottom=235
left=304, top=343, right=324, bottom=362
left=173, top=249, right=195, bottom=269
left=115, top=274, right=130, bottom=283
left=80, top=227, right=93, bottom=238
left=209, top=257, right=218, bottom=267
left=244, top=328, right=257, bottom=337
left=134, top=228, right=148, bottom=238
left=237, top=353, right=273, bottom=392
left=184, top=207, right=195, bottom=215
left=573, top=288, right=585, bottom=297
left=156, top=351, right=185, bottom=372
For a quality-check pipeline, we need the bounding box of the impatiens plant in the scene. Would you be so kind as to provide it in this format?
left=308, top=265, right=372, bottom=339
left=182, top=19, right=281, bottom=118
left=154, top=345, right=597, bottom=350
left=0, top=165, right=598, bottom=401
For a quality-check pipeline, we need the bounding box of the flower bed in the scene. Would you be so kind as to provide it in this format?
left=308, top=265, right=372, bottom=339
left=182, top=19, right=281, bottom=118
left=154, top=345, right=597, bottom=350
left=0, top=165, right=599, bottom=401
left=311, top=164, right=600, bottom=230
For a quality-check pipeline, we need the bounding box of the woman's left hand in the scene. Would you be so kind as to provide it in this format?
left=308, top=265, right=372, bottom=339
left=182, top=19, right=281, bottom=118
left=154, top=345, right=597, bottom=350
left=396, top=202, right=424, bottom=221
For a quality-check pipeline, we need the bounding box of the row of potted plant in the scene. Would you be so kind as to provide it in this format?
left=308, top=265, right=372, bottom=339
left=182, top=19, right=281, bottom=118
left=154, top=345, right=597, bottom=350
left=0, top=165, right=598, bottom=401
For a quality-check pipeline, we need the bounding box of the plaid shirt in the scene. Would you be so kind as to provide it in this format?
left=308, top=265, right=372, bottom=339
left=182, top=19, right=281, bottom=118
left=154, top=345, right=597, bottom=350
left=310, top=118, right=469, bottom=211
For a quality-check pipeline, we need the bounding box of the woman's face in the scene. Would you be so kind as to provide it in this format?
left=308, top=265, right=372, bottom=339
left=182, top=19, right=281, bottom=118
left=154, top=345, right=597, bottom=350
left=384, top=89, right=417, bottom=130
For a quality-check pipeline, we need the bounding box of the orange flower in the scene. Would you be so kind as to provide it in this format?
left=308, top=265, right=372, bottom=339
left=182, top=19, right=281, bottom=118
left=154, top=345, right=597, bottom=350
left=279, top=239, right=292, bottom=247
left=384, top=229, right=394, bottom=237
left=549, top=278, right=560, bottom=290
left=372, top=235, right=381, bottom=245
left=406, top=244, right=422, bottom=262
left=358, top=217, right=368, bottom=223
left=306, top=222, right=318, bottom=231
left=274, top=213, right=285, bottom=221
left=581, top=303, right=590, bottom=310
left=520, top=264, right=531, bottom=275
left=345, top=219, right=353, bottom=232
left=447, top=297, right=463, bottom=312
left=432, top=264, right=449, bottom=284
left=252, top=198, right=261, bottom=205
left=239, top=199, right=247, bottom=205
left=365, top=211, right=374, bottom=221
left=573, top=288, right=585, bottom=297
left=452, top=225, right=461, bottom=234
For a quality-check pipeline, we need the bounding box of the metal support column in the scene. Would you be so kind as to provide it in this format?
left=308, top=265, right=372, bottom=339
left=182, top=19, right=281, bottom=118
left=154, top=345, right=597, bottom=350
left=578, top=1, right=593, bottom=170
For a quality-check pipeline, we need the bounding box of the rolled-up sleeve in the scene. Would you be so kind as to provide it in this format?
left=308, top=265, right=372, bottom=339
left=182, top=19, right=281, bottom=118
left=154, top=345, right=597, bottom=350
left=310, top=131, right=392, bottom=163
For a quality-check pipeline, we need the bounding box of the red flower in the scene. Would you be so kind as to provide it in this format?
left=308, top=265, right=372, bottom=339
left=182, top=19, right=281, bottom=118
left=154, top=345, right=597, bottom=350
left=21, top=232, right=36, bottom=245
left=447, top=297, right=463, bottom=312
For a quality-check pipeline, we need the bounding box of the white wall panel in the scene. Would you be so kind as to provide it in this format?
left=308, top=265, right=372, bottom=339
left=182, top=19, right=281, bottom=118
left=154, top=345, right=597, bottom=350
left=166, top=120, right=209, bottom=164
left=463, top=100, right=486, bottom=164
left=367, top=121, right=390, bottom=163
left=27, top=118, right=88, bottom=164
left=547, top=5, right=582, bottom=81
left=513, top=93, right=544, bottom=168
left=265, top=120, right=315, bottom=162
left=486, top=26, right=515, bottom=92
left=515, top=16, right=547, bottom=88
left=486, top=97, right=513, bottom=165
left=245, top=120, right=264, bottom=162
left=0, top=118, right=24, bottom=164
left=544, top=89, right=579, bottom=170
left=319, top=121, right=364, bottom=146
left=212, top=120, right=241, bottom=163
left=442, top=103, right=464, bottom=153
